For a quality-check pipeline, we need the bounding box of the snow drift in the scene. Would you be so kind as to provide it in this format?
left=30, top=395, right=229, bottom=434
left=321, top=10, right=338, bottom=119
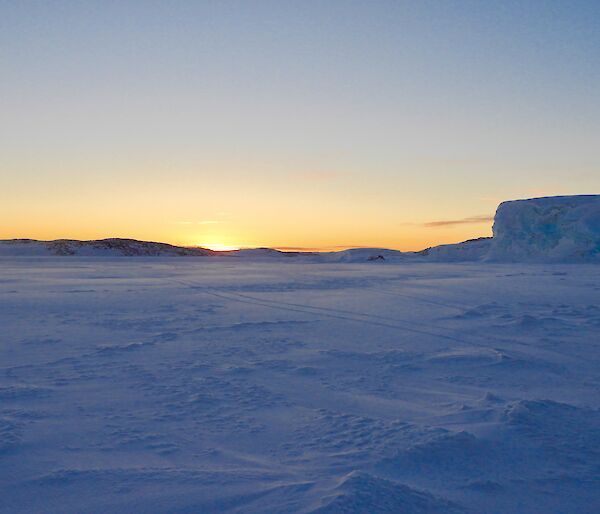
left=3, top=258, right=600, bottom=513
left=417, top=237, right=492, bottom=262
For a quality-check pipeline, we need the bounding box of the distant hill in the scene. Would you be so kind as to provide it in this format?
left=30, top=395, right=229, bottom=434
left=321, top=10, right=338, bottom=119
left=0, top=238, right=218, bottom=257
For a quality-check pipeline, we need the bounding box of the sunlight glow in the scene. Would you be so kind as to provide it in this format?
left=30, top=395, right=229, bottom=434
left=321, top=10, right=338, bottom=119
left=200, top=243, right=240, bottom=252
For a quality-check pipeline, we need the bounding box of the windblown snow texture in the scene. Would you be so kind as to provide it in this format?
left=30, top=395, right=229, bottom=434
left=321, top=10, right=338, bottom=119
left=1, top=259, right=599, bottom=513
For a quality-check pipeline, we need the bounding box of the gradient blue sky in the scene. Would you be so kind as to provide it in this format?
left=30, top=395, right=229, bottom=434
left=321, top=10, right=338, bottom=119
left=2, top=1, right=599, bottom=250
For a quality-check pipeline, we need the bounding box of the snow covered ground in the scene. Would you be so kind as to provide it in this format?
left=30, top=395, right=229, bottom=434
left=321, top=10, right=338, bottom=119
left=1, top=257, right=600, bottom=513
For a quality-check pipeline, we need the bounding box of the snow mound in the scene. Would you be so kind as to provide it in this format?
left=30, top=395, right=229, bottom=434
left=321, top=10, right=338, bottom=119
left=231, top=248, right=306, bottom=260
left=310, top=472, right=465, bottom=514
left=488, top=195, right=600, bottom=262
left=318, top=248, right=406, bottom=263
left=418, top=237, right=492, bottom=262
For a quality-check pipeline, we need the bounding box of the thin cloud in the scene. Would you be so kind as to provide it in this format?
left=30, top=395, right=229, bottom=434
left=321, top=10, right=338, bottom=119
left=197, top=220, right=219, bottom=225
left=423, top=215, right=493, bottom=228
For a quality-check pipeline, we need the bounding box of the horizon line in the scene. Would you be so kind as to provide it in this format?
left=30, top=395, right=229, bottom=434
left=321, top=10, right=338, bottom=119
left=1, top=236, right=492, bottom=254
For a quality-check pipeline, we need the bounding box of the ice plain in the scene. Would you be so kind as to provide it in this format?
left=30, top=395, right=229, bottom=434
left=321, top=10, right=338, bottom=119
left=1, top=257, right=600, bottom=513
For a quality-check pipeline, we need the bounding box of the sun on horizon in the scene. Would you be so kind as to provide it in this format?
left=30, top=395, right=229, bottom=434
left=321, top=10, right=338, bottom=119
left=199, top=243, right=241, bottom=252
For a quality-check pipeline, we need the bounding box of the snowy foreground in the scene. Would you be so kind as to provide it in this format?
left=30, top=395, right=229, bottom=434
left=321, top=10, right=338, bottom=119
left=1, top=257, right=600, bottom=513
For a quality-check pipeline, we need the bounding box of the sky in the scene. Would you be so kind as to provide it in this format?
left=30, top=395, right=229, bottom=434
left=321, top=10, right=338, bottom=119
left=2, top=0, right=599, bottom=251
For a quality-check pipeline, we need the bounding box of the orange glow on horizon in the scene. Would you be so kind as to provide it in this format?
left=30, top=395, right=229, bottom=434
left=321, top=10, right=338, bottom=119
left=200, top=243, right=241, bottom=252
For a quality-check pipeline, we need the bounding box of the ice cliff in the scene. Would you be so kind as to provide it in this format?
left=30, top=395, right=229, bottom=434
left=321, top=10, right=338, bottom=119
left=487, top=195, right=600, bottom=262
